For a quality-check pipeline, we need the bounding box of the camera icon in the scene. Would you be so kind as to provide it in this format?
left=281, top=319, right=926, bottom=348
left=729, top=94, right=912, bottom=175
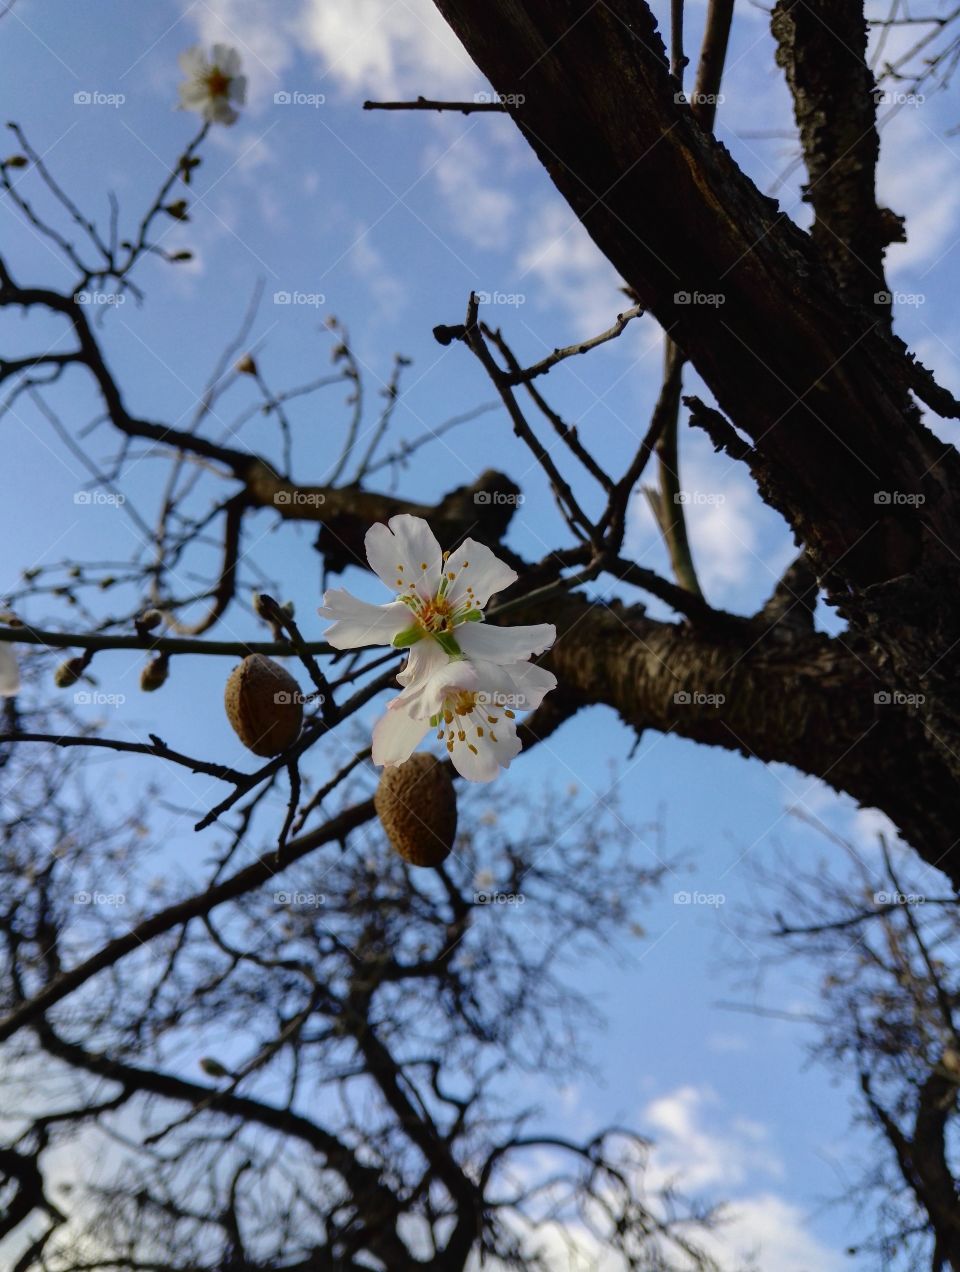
left=74, top=691, right=92, bottom=704
left=275, top=891, right=291, bottom=904
left=674, top=291, right=691, bottom=305
left=75, top=291, right=91, bottom=305
left=274, top=91, right=292, bottom=104
left=74, top=91, right=91, bottom=105
left=74, top=891, right=92, bottom=904
left=474, top=491, right=492, bottom=505
left=874, top=291, right=892, bottom=305
left=273, top=291, right=291, bottom=305
left=474, top=891, right=491, bottom=904
left=874, top=691, right=892, bottom=705
left=673, top=891, right=691, bottom=905
left=274, top=491, right=291, bottom=504
left=73, top=491, right=92, bottom=504
left=274, top=691, right=292, bottom=704
left=874, top=491, right=891, bottom=505
left=673, top=491, right=690, bottom=505
left=673, top=691, right=691, bottom=705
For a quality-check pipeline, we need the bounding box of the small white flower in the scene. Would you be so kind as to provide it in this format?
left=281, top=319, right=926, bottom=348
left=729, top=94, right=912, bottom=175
left=320, top=513, right=554, bottom=668
left=371, top=654, right=555, bottom=783
left=0, top=644, right=19, bottom=697
left=177, top=44, right=246, bottom=125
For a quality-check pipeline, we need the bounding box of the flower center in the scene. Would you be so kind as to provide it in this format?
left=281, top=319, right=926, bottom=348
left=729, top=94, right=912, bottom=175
left=416, top=595, right=455, bottom=635
left=205, top=68, right=231, bottom=98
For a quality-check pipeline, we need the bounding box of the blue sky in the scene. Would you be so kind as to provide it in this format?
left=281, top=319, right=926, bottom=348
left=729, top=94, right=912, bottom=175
left=3, top=0, right=960, bottom=1266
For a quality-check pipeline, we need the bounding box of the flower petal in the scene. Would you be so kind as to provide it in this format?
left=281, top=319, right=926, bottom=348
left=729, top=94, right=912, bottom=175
left=397, top=646, right=478, bottom=719
left=178, top=82, right=209, bottom=108
left=371, top=702, right=430, bottom=768
left=178, top=46, right=207, bottom=76
left=476, top=658, right=556, bottom=713
left=319, top=589, right=409, bottom=649
left=450, top=718, right=520, bottom=782
left=365, top=515, right=442, bottom=600
left=457, top=621, right=556, bottom=665
left=212, top=44, right=241, bottom=75
left=206, top=99, right=239, bottom=124
left=396, top=638, right=450, bottom=689
left=443, top=538, right=517, bottom=610
left=0, top=644, right=19, bottom=697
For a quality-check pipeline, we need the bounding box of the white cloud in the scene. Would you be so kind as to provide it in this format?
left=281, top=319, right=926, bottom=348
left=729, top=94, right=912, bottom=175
left=700, top=1193, right=845, bottom=1272
left=425, top=131, right=519, bottom=251
left=516, top=201, right=627, bottom=336
left=641, top=1086, right=844, bottom=1272
left=644, top=1086, right=782, bottom=1192
left=625, top=428, right=794, bottom=606
left=300, top=0, right=481, bottom=99
left=879, top=110, right=960, bottom=281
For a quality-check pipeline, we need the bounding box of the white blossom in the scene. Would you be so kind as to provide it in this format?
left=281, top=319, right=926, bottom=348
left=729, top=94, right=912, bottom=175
left=319, top=514, right=557, bottom=781
left=177, top=45, right=246, bottom=125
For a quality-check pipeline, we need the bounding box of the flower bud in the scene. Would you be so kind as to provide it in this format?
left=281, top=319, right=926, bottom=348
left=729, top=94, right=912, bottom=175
left=199, top=1056, right=230, bottom=1079
left=54, top=657, right=86, bottom=688
left=140, top=654, right=169, bottom=692
left=137, top=609, right=163, bottom=632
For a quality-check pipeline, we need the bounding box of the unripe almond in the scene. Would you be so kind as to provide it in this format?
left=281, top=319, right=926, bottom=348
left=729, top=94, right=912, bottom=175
left=374, top=753, right=457, bottom=868
left=224, top=654, right=303, bottom=757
